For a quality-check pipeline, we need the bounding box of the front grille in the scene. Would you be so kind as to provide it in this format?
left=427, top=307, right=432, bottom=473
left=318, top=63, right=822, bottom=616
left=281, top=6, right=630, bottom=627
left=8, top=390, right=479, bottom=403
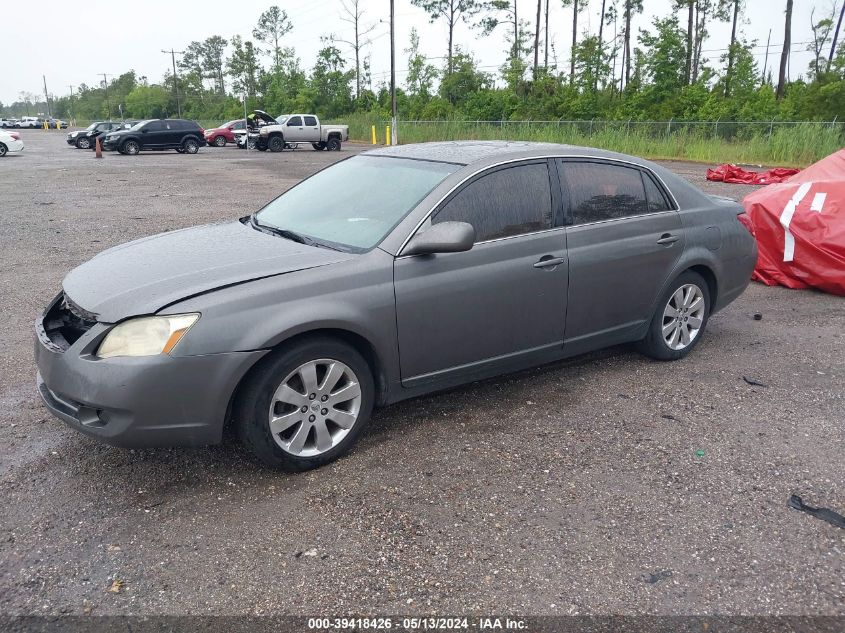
left=42, top=293, right=98, bottom=351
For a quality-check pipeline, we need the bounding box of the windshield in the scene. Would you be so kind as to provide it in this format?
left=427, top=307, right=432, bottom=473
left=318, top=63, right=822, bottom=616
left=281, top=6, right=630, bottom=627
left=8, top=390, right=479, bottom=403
left=276, top=115, right=288, bottom=124
left=130, top=119, right=154, bottom=131
left=85, top=123, right=97, bottom=131
left=254, top=156, right=458, bottom=251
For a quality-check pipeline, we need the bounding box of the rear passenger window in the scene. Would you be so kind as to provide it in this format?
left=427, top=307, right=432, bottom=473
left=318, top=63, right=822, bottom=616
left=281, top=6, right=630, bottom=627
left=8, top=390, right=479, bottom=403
left=433, top=163, right=552, bottom=242
left=643, top=172, right=671, bottom=212
left=559, top=161, right=650, bottom=224
left=304, top=116, right=317, bottom=126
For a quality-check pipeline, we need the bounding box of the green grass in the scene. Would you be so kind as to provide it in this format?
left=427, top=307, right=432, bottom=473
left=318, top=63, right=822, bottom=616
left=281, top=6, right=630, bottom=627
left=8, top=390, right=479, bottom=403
left=335, top=114, right=842, bottom=167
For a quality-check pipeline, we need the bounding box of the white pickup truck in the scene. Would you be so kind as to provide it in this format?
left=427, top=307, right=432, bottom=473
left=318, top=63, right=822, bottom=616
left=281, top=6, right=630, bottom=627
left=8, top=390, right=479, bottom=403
left=257, top=113, right=349, bottom=152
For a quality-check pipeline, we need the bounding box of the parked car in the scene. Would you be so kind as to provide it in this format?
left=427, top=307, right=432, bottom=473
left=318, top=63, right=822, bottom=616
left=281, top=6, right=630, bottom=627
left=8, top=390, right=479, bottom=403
left=34, top=142, right=757, bottom=470
left=67, top=121, right=122, bottom=148
left=18, top=117, right=41, bottom=129
left=0, top=118, right=16, bottom=128
left=257, top=114, right=348, bottom=152
left=204, top=119, right=247, bottom=147
left=100, top=119, right=207, bottom=155
left=0, top=129, right=24, bottom=156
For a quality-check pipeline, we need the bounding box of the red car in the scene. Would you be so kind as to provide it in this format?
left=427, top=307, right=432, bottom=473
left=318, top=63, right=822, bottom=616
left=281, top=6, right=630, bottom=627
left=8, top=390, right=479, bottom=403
left=204, top=119, right=247, bottom=147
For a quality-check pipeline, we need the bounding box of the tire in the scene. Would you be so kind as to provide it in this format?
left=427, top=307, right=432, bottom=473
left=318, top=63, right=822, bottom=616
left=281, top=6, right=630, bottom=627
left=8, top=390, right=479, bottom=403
left=0, top=143, right=7, bottom=157
left=182, top=138, right=199, bottom=154
left=76, top=136, right=91, bottom=149
left=236, top=337, right=375, bottom=471
left=268, top=136, right=285, bottom=153
left=312, top=142, right=326, bottom=151
left=327, top=137, right=341, bottom=151
left=213, top=135, right=227, bottom=147
left=637, top=271, right=711, bottom=361
left=122, top=139, right=140, bottom=155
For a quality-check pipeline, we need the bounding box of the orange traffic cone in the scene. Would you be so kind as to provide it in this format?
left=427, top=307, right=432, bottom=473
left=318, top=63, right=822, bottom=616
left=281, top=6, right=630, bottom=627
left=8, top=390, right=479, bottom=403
left=95, top=137, right=102, bottom=158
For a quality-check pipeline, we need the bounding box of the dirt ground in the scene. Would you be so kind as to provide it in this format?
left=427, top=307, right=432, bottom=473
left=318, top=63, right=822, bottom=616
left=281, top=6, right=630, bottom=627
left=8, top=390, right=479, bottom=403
left=0, top=130, right=842, bottom=617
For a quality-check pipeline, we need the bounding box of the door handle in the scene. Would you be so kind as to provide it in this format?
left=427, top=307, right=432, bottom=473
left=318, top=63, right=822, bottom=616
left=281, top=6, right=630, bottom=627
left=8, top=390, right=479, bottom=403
left=657, top=233, right=680, bottom=245
left=533, top=256, right=567, bottom=269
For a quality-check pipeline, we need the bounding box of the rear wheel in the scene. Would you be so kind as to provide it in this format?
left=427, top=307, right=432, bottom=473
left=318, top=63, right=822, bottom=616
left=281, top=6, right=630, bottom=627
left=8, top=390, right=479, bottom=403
left=76, top=136, right=91, bottom=149
left=213, top=135, right=227, bottom=147
left=182, top=138, right=199, bottom=154
left=122, top=140, right=140, bottom=155
left=268, top=136, right=285, bottom=152
left=637, top=271, right=710, bottom=361
left=327, top=137, right=341, bottom=151
left=236, top=337, right=374, bottom=471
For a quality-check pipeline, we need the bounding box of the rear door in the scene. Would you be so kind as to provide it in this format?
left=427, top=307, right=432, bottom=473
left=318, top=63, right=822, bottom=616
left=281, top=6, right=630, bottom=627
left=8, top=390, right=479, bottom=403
left=557, top=159, right=684, bottom=351
left=303, top=115, right=320, bottom=141
left=393, top=160, right=568, bottom=386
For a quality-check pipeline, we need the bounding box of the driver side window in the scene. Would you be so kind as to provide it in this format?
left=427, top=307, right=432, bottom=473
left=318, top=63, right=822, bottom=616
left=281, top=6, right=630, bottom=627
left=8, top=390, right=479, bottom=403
left=287, top=116, right=303, bottom=126
left=432, top=163, right=552, bottom=242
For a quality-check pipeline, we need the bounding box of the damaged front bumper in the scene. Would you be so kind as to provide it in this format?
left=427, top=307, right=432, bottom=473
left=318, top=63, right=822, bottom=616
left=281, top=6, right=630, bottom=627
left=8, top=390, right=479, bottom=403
left=34, top=293, right=266, bottom=448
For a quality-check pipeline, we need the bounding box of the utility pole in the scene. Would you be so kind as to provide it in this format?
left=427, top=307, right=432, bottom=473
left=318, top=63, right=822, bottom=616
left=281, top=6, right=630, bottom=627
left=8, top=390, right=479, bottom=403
left=390, top=0, right=397, bottom=145
left=162, top=49, right=184, bottom=117
left=42, top=75, right=51, bottom=117
left=101, top=73, right=112, bottom=119
left=762, top=28, right=772, bottom=85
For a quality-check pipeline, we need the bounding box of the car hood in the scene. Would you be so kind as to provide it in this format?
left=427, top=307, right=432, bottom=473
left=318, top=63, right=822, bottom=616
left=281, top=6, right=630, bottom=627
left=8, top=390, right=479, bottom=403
left=62, top=220, right=355, bottom=322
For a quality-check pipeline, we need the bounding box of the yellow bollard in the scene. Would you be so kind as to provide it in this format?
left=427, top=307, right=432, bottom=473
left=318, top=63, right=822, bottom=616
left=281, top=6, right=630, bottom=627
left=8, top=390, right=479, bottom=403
left=386, top=125, right=391, bottom=146
left=371, top=125, right=377, bottom=145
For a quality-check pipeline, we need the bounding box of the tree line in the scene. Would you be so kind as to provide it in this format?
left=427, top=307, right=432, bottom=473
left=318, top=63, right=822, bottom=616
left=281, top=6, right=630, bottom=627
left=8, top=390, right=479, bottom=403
left=3, top=0, right=844, bottom=126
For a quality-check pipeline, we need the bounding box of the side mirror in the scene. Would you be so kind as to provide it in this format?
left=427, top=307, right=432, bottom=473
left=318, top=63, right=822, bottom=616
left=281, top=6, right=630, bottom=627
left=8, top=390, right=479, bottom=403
left=403, top=221, right=476, bottom=257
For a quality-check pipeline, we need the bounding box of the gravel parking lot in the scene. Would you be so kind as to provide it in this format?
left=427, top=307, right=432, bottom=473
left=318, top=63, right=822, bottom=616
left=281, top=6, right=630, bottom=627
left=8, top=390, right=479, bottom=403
left=0, top=130, right=842, bottom=617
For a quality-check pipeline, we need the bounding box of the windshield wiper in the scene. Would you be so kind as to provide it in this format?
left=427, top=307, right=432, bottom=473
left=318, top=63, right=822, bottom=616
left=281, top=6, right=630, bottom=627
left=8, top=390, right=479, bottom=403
left=250, top=214, right=312, bottom=245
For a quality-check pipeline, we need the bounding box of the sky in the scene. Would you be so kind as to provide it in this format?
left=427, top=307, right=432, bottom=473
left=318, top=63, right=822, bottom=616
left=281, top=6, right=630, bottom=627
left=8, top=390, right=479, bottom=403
left=0, top=0, right=827, bottom=107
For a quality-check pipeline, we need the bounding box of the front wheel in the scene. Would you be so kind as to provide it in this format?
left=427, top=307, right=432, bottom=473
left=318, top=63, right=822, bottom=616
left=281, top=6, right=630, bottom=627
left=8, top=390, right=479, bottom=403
left=76, top=137, right=91, bottom=149
left=267, top=136, right=285, bottom=152
left=326, top=137, right=341, bottom=151
left=637, top=271, right=710, bottom=361
left=0, top=143, right=7, bottom=157
left=122, top=140, right=140, bottom=155
left=182, top=138, right=199, bottom=154
left=236, top=337, right=374, bottom=471
left=312, top=142, right=326, bottom=151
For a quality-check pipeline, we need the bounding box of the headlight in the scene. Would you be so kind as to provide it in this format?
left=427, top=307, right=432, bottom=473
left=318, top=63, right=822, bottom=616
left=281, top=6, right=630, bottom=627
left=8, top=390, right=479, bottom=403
left=96, top=313, right=199, bottom=359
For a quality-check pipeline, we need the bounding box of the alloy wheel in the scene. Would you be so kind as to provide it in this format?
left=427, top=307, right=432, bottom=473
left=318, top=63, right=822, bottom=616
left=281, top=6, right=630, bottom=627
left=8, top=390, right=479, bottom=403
left=268, top=359, right=362, bottom=457
left=662, top=283, right=705, bottom=351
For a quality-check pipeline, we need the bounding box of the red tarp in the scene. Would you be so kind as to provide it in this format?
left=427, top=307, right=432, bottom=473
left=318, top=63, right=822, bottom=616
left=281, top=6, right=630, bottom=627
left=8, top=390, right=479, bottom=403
left=743, top=148, right=845, bottom=296
left=706, top=163, right=800, bottom=185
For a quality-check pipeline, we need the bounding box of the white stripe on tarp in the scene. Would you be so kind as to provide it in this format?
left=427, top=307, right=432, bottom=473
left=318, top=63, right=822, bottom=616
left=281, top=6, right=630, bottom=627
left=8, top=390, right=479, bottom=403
left=810, top=192, right=826, bottom=213
left=780, top=182, right=813, bottom=262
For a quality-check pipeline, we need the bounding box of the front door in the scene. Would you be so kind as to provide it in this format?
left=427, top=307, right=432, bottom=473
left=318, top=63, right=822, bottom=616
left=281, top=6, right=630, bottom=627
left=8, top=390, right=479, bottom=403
left=557, top=159, right=685, bottom=350
left=394, top=160, right=568, bottom=387
left=139, top=120, right=165, bottom=149
left=285, top=116, right=306, bottom=142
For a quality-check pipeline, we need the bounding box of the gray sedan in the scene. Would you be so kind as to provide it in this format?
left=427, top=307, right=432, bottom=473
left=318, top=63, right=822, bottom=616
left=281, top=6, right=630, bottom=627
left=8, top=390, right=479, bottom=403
left=35, top=142, right=757, bottom=470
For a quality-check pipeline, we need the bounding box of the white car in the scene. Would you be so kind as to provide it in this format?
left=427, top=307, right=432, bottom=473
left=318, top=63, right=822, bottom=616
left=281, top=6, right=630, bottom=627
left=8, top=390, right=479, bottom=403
left=0, top=129, right=24, bottom=156
left=18, top=116, right=41, bottom=128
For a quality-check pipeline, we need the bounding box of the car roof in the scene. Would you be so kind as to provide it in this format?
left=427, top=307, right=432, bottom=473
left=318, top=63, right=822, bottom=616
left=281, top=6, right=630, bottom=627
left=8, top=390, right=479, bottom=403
left=364, top=140, right=660, bottom=166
